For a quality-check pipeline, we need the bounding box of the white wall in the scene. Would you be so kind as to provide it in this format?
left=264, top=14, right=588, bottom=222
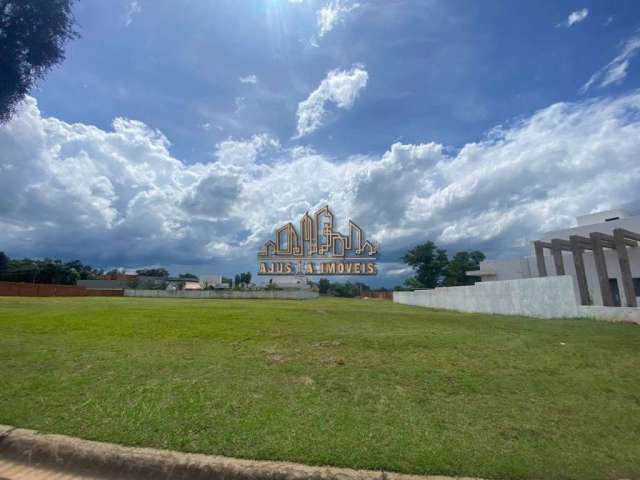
left=394, top=276, right=580, bottom=318
left=578, top=306, right=640, bottom=324
left=474, top=213, right=640, bottom=306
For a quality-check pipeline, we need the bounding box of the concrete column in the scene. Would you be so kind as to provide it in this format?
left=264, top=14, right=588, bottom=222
left=590, top=233, right=614, bottom=307
left=570, top=235, right=591, bottom=305
left=614, top=229, right=637, bottom=308
left=551, top=239, right=566, bottom=276
left=534, top=241, right=547, bottom=277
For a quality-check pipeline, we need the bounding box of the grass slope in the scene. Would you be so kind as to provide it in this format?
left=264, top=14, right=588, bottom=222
left=0, top=297, right=639, bottom=480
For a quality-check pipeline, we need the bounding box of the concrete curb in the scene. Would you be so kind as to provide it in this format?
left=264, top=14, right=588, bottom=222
left=0, top=425, right=480, bottom=480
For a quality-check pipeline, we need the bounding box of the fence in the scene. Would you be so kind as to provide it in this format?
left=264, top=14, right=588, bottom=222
left=124, top=289, right=319, bottom=300
left=0, top=282, right=124, bottom=297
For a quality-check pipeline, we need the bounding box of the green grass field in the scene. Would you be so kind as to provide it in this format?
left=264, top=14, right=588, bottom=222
left=1, top=297, right=639, bottom=480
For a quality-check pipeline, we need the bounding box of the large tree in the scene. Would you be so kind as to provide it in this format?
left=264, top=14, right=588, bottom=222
left=0, top=257, right=101, bottom=284
left=402, top=241, right=449, bottom=288
left=0, top=0, right=78, bottom=123
left=136, top=268, right=169, bottom=277
left=402, top=241, right=486, bottom=288
left=443, top=251, right=486, bottom=287
left=0, top=251, right=9, bottom=272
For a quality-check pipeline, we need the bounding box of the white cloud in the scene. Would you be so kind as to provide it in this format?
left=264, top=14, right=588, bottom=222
left=581, top=36, right=640, bottom=93
left=557, top=8, right=588, bottom=28
left=2, top=93, right=640, bottom=277
left=294, top=66, right=368, bottom=138
left=317, top=0, right=360, bottom=38
left=239, top=75, right=259, bottom=84
left=234, top=96, right=246, bottom=114
left=123, top=1, right=142, bottom=27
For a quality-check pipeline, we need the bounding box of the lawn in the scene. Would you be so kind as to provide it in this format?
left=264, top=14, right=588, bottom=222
left=1, top=297, right=639, bottom=480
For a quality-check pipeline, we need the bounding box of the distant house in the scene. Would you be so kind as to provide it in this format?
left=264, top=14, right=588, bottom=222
left=137, top=275, right=168, bottom=289
left=199, top=275, right=222, bottom=288
left=271, top=275, right=311, bottom=290
left=183, top=281, right=203, bottom=290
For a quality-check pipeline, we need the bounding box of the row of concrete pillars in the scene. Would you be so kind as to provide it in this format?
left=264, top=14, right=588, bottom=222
left=534, top=228, right=640, bottom=307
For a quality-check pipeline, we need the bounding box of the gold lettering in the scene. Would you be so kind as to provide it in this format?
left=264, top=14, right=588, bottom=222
left=258, top=205, right=379, bottom=276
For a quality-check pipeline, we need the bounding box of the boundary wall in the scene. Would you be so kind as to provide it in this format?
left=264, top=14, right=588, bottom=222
left=124, top=289, right=319, bottom=300
left=394, top=276, right=580, bottom=319
left=0, top=281, right=123, bottom=297
left=393, top=276, right=640, bottom=322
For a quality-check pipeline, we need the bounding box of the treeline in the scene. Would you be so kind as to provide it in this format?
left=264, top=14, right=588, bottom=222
left=0, top=252, right=101, bottom=285
left=402, top=241, right=485, bottom=288
left=234, top=272, right=252, bottom=286
left=316, top=279, right=388, bottom=298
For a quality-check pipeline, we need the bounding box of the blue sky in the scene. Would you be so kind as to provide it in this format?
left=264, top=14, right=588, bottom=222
left=37, top=0, right=640, bottom=159
left=2, top=0, right=640, bottom=285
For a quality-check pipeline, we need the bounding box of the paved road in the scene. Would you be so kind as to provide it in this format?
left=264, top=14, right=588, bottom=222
left=0, top=459, right=101, bottom=479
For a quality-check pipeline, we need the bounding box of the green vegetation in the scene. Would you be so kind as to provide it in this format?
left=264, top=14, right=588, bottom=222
left=317, top=278, right=375, bottom=297
left=1, top=297, right=639, bottom=480
left=402, top=241, right=485, bottom=288
left=234, top=272, right=253, bottom=287
left=0, top=0, right=79, bottom=123
left=0, top=252, right=101, bottom=284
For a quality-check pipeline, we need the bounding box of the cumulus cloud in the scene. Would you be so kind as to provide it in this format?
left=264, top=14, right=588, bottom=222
left=317, top=0, right=360, bottom=38
left=2, top=93, right=640, bottom=278
left=557, top=8, right=588, bottom=28
left=239, top=74, right=259, bottom=84
left=294, top=66, right=368, bottom=138
left=581, top=36, right=640, bottom=92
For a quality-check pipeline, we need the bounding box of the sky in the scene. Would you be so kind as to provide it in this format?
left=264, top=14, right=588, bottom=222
left=1, top=0, right=640, bottom=286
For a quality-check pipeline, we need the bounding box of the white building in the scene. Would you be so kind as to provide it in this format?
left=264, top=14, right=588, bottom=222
left=468, top=209, right=640, bottom=307
left=199, top=275, right=228, bottom=289
left=270, top=275, right=311, bottom=290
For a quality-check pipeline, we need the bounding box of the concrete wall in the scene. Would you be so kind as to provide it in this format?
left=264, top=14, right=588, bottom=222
left=394, top=276, right=581, bottom=318
left=124, top=289, right=319, bottom=300
left=473, top=213, right=640, bottom=307
left=578, top=306, right=640, bottom=324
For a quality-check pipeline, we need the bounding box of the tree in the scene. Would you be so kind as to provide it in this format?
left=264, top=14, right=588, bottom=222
left=402, top=241, right=449, bottom=288
left=443, top=251, right=486, bottom=286
left=0, top=251, right=9, bottom=272
left=0, top=257, right=100, bottom=284
left=234, top=274, right=241, bottom=287
left=0, top=0, right=79, bottom=123
left=136, top=268, right=169, bottom=277
left=179, top=273, right=198, bottom=280
left=318, top=278, right=331, bottom=294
